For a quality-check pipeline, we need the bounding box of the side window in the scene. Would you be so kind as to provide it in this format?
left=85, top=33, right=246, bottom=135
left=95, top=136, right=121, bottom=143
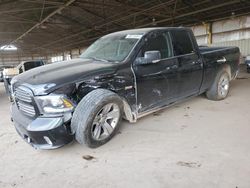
left=140, top=32, right=173, bottom=59
left=171, top=30, right=194, bottom=56
left=24, top=61, right=43, bottom=71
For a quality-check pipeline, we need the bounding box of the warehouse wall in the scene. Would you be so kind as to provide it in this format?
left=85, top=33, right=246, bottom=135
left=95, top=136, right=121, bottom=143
left=0, top=47, right=86, bottom=66
left=191, top=15, right=250, bottom=56
left=0, top=52, right=48, bottom=66
left=191, top=25, right=208, bottom=45
left=49, top=47, right=87, bottom=63
left=211, top=38, right=250, bottom=57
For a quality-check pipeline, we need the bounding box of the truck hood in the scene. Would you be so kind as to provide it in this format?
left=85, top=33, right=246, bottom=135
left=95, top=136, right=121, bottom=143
left=12, top=58, right=118, bottom=95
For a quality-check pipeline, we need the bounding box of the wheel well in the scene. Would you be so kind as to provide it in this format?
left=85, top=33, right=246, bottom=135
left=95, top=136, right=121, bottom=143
left=77, top=88, right=136, bottom=123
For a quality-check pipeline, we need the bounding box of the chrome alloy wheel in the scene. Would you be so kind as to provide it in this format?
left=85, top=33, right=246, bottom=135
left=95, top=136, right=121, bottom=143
left=218, top=74, right=229, bottom=98
left=91, top=103, right=120, bottom=141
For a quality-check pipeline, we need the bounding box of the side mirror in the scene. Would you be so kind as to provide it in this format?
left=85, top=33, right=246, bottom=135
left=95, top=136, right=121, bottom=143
left=136, top=50, right=161, bottom=65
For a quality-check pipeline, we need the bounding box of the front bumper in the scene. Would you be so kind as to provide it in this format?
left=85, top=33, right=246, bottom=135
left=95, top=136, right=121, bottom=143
left=11, top=104, right=74, bottom=149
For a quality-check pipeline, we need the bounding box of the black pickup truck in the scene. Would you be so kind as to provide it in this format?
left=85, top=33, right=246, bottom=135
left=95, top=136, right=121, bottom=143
left=10, top=27, right=240, bottom=149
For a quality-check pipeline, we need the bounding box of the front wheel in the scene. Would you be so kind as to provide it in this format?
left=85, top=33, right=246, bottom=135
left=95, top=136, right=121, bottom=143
left=206, top=70, right=230, bottom=100
left=71, top=89, right=123, bottom=148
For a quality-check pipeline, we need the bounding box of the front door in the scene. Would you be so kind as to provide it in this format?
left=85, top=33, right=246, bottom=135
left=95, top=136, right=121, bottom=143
left=132, top=31, right=179, bottom=113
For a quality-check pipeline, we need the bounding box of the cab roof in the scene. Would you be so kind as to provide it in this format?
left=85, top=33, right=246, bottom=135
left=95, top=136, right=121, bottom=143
left=107, top=27, right=189, bottom=35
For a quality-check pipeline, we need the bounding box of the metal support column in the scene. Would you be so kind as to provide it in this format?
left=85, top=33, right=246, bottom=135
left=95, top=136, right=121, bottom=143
left=206, top=22, right=212, bottom=45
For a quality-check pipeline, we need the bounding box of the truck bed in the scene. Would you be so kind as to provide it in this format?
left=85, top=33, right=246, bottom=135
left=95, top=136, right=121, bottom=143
left=198, top=45, right=240, bottom=93
left=199, top=46, right=235, bottom=54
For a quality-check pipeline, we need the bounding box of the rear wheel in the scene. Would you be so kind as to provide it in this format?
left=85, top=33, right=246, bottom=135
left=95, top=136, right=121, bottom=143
left=206, top=70, right=230, bottom=100
left=71, top=89, right=123, bottom=148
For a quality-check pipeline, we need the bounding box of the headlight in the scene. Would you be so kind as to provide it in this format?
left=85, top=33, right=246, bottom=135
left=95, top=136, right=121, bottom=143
left=35, top=94, right=75, bottom=114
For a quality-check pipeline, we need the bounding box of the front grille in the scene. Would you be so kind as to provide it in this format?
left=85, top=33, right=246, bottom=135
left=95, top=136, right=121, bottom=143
left=14, top=86, right=36, bottom=117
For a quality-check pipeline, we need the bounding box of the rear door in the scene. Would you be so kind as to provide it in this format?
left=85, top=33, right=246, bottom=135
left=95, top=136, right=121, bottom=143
left=133, top=31, right=179, bottom=113
left=170, top=30, right=203, bottom=97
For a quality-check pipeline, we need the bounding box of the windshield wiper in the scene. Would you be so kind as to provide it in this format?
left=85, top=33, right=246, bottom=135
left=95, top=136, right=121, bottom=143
left=90, top=57, right=109, bottom=63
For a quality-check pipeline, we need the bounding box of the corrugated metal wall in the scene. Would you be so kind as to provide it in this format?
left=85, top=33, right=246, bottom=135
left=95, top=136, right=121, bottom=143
left=211, top=38, right=250, bottom=56
left=0, top=47, right=87, bottom=66
left=0, top=53, right=48, bottom=66
left=192, top=15, right=250, bottom=56
left=212, top=16, right=250, bottom=43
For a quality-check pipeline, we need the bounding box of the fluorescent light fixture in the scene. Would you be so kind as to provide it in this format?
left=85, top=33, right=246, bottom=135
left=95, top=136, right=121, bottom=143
left=0, top=45, right=17, bottom=51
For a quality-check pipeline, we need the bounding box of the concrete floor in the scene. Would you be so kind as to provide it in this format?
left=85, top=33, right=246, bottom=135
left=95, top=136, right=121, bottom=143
left=0, top=68, right=250, bottom=188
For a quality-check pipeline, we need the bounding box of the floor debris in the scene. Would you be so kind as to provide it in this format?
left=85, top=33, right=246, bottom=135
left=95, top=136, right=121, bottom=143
left=177, top=161, right=201, bottom=168
left=82, top=155, right=95, bottom=161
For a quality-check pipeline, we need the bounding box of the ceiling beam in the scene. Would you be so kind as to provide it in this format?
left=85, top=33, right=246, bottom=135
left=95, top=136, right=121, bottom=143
left=0, top=6, right=59, bottom=14
left=3, top=0, right=249, bottom=55
left=0, top=0, right=18, bottom=6
left=113, top=0, right=172, bottom=18
left=0, top=20, right=36, bottom=24
left=44, top=1, right=250, bottom=52
left=138, top=0, right=243, bottom=28
left=34, top=0, right=176, bottom=50
left=39, top=0, right=46, bottom=21
left=75, top=6, right=127, bottom=29
left=18, top=0, right=64, bottom=6
left=3, top=0, right=76, bottom=49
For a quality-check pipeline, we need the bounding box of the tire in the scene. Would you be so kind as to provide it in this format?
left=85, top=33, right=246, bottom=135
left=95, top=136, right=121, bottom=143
left=206, top=70, right=230, bottom=101
left=247, top=68, right=250, bottom=73
left=71, top=89, right=123, bottom=148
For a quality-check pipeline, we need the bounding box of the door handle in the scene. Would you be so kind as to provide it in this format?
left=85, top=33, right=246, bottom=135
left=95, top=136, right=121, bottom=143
left=191, top=61, right=199, bottom=65
left=217, top=57, right=226, bottom=63
left=166, top=65, right=178, bottom=70
left=171, top=65, right=178, bottom=69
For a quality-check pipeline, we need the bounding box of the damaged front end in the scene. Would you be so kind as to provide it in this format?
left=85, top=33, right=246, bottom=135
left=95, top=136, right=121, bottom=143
left=10, top=83, right=75, bottom=149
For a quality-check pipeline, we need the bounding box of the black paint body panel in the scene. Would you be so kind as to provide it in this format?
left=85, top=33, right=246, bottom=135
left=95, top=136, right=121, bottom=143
left=11, top=27, right=240, bottom=149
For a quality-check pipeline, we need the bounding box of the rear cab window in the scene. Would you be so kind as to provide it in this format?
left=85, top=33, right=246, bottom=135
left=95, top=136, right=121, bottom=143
left=170, top=30, right=195, bottom=56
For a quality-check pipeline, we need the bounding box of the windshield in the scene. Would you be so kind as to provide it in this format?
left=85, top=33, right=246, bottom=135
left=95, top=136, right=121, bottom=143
left=80, top=33, right=144, bottom=62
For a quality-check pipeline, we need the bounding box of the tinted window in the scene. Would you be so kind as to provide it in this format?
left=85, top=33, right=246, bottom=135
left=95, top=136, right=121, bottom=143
left=171, top=30, right=194, bottom=56
left=140, top=32, right=173, bottom=59
left=24, top=61, right=43, bottom=71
